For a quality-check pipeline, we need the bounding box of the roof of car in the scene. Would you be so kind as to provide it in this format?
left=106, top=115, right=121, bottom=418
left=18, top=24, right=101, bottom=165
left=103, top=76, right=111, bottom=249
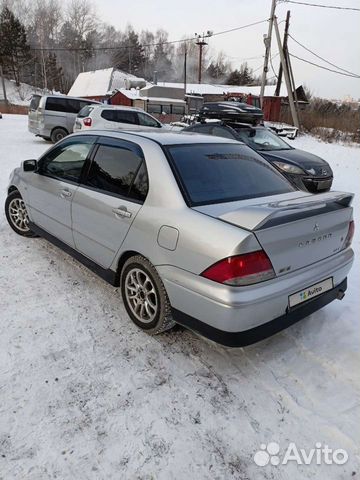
left=89, top=104, right=143, bottom=111
left=71, top=129, right=240, bottom=146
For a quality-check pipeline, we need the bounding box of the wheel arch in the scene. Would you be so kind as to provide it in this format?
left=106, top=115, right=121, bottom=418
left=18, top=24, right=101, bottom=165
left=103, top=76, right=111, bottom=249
left=115, top=249, right=143, bottom=286
left=8, top=185, right=19, bottom=195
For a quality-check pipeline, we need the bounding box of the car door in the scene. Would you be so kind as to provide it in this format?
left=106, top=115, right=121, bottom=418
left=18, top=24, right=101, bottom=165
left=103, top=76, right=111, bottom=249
left=71, top=137, right=148, bottom=268
left=26, top=136, right=97, bottom=247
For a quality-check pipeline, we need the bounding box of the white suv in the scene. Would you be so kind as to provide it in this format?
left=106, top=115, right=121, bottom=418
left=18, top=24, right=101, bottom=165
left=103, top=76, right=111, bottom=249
left=73, top=104, right=163, bottom=132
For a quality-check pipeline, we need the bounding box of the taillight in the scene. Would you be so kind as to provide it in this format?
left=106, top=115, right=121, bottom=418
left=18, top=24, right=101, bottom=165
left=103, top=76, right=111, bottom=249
left=201, top=250, right=275, bottom=286
left=83, top=117, right=92, bottom=127
left=342, top=220, right=355, bottom=250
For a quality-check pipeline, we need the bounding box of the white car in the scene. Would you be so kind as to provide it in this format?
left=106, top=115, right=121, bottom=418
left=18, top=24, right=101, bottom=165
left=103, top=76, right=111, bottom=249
left=73, top=104, right=164, bottom=132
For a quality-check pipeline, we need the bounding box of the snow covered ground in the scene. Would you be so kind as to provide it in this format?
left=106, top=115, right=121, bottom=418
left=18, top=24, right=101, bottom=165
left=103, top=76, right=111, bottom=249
left=0, top=115, right=359, bottom=480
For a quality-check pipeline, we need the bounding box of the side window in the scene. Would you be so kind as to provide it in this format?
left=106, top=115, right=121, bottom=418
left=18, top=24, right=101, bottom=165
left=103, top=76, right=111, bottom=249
left=101, top=110, right=138, bottom=125
left=39, top=140, right=94, bottom=183
left=45, top=97, right=68, bottom=112
left=129, top=162, right=148, bottom=202
left=195, top=125, right=213, bottom=134
left=212, top=126, right=236, bottom=139
left=84, top=144, right=143, bottom=199
left=137, top=112, right=160, bottom=128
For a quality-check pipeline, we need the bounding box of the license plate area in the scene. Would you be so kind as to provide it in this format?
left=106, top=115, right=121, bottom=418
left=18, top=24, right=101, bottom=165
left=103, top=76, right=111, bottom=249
left=288, top=277, right=334, bottom=308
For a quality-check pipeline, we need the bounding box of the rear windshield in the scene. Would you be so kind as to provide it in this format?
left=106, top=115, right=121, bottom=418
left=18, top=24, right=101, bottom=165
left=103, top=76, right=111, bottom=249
left=30, top=95, right=41, bottom=111
left=78, top=105, right=95, bottom=118
left=167, top=143, right=294, bottom=206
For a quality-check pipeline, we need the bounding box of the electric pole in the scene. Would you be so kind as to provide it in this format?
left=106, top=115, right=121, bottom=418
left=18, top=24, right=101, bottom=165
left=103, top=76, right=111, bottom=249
left=184, top=43, right=187, bottom=93
left=273, top=16, right=299, bottom=128
left=260, top=0, right=277, bottom=107
left=195, top=31, right=212, bottom=84
left=275, top=9, right=290, bottom=97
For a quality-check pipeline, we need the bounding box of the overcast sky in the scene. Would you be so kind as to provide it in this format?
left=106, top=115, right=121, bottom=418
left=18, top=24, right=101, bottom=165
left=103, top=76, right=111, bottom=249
left=92, top=0, right=360, bottom=100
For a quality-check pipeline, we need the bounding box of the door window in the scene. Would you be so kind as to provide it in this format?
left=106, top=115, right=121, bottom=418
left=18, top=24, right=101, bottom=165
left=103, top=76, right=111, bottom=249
left=39, top=138, right=95, bottom=183
left=84, top=144, right=147, bottom=201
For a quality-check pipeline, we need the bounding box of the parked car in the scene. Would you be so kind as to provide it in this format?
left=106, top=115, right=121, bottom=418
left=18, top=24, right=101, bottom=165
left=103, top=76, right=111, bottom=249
left=183, top=122, right=333, bottom=193
left=5, top=131, right=354, bottom=347
left=73, top=104, right=163, bottom=133
left=28, top=94, right=101, bottom=143
left=198, top=102, right=263, bottom=125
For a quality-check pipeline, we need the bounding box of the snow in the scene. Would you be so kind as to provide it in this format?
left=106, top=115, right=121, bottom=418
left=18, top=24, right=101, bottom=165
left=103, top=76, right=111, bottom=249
left=0, top=114, right=359, bottom=479
left=0, top=78, right=46, bottom=106
left=68, top=68, right=145, bottom=97
left=157, top=82, right=288, bottom=97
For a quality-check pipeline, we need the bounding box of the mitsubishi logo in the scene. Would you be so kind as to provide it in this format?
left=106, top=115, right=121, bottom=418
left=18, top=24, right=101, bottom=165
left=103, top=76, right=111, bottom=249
left=313, top=223, right=320, bottom=232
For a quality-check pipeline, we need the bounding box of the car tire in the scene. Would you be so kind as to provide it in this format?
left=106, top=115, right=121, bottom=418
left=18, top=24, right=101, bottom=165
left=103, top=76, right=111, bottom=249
left=51, top=128, right=67, bottom=143
left=5, top=191, right=38, bottom=237
left=120, top=255, right=176, bottom=335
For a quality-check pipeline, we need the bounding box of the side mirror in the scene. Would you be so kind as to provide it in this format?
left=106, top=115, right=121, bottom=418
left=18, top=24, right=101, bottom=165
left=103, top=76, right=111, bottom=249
left=23, top=159, right=37, bottom=172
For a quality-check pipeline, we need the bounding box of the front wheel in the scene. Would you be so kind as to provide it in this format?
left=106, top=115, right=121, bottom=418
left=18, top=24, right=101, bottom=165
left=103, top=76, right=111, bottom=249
left=5, top=191, right=38, bottom=237
left=120, top=255, right=175, bottom=335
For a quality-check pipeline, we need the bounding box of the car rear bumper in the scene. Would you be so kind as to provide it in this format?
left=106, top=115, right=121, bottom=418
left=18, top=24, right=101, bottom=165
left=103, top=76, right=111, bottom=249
left=158, top=248, right=353, bottom=346
left=172, top=278, right=347, bottom=347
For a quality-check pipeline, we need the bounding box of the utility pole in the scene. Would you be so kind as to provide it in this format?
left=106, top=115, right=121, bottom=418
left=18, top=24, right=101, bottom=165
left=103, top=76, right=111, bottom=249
left=183, top=43, right=187, bottom=93
left=195, top=31, right=212, bottom=84
left=260, top=0, right=277, bottom=107
left=273, top=16, right=299, bottom=128
left=275, top=9, right=290, bottom=96
left=0, top=65, right=8, bottom=105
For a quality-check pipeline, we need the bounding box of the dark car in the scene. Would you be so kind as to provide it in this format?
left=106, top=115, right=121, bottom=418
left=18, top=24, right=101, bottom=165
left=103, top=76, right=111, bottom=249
left=198, top=102, right=263, bottom=125
left=183, top=122, right=333, bottom=193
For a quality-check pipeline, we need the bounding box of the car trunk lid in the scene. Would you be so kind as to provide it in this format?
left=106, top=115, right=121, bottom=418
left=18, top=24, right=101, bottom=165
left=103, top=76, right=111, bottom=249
left=193, top=191, right=353, bottom=276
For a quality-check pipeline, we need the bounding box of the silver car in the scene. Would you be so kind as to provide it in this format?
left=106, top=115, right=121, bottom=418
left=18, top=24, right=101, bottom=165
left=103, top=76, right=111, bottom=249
left=5, top=131, right=355, bottom=346
left=28, top=94, right=100, bottom=143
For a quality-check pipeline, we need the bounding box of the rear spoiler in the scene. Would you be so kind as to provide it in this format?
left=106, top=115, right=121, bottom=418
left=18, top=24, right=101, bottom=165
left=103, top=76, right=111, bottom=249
left=219, top=191, right=354, bottom=231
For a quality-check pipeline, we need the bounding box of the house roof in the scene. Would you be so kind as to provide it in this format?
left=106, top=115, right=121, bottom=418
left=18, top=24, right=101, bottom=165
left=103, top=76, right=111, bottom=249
left=68, top=68, right=144, bottom=97
left=156, top=82, right=291, bottom=97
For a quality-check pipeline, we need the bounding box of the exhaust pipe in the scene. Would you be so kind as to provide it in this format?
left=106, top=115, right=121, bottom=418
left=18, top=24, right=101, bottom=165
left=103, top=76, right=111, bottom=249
left=337, top=290, right=346, bottom=300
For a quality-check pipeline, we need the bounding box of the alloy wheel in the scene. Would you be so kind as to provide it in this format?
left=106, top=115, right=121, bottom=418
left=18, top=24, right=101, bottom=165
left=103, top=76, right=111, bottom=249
left=8, top=198, right=30, bottom=233
left=124, top=268, right=158, bottom=323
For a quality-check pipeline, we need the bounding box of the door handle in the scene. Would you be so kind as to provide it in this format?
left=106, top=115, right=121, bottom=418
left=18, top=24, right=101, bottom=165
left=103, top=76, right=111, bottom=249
left=112, top=206, right=132, bottom=218
left=60, top=189, right=72, bottom=198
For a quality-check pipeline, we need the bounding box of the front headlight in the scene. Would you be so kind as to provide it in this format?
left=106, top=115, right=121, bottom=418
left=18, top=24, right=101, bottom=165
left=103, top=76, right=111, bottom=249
left=272, top=161, right=305, bottom=175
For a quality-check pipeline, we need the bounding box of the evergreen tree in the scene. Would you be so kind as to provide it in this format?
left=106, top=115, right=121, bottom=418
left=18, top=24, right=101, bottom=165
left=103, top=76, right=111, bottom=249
left=113, top=28, right=145, bottom=77
left=0, top=6, right=30, bottom=85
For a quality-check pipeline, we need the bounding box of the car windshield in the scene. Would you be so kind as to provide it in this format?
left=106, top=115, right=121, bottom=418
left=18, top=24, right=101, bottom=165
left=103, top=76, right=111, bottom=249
left=167, top=143, right=293, bottom=206
left=235, top=127, right=292, bottom=151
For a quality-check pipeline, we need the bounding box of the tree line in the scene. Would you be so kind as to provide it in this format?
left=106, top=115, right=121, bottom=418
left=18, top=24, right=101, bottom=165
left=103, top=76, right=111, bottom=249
left=0, top=0, right=268, bottom=93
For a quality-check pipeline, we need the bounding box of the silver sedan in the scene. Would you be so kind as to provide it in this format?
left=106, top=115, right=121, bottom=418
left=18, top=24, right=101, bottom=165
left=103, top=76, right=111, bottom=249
left=5, top=130, right=355, bottom=346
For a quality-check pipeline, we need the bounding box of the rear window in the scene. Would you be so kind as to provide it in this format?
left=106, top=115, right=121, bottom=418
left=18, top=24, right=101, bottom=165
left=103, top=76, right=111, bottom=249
left=30, top=95, right=41, bottom=111
left=78, top=105, right=95, bottom=118
left=167, top=144, right=294, bottom=206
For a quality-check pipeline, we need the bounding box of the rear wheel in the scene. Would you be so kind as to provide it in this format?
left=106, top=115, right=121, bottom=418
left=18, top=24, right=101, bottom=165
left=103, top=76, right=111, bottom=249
left=5, top=191, right=38, bottom=237
left=120, top=255, right=175, bottom=334
left=51, top=127, right=67, bottom=143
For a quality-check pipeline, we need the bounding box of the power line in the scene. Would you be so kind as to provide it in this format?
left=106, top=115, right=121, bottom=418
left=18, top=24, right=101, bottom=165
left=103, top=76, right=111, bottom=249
left=289, top=53, right=360, bottom=77
left=29, top=18, right=269, bottom=52
left=278, top=0, right=360, bottom=11
left=289, top=33, right=360, bottom=77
